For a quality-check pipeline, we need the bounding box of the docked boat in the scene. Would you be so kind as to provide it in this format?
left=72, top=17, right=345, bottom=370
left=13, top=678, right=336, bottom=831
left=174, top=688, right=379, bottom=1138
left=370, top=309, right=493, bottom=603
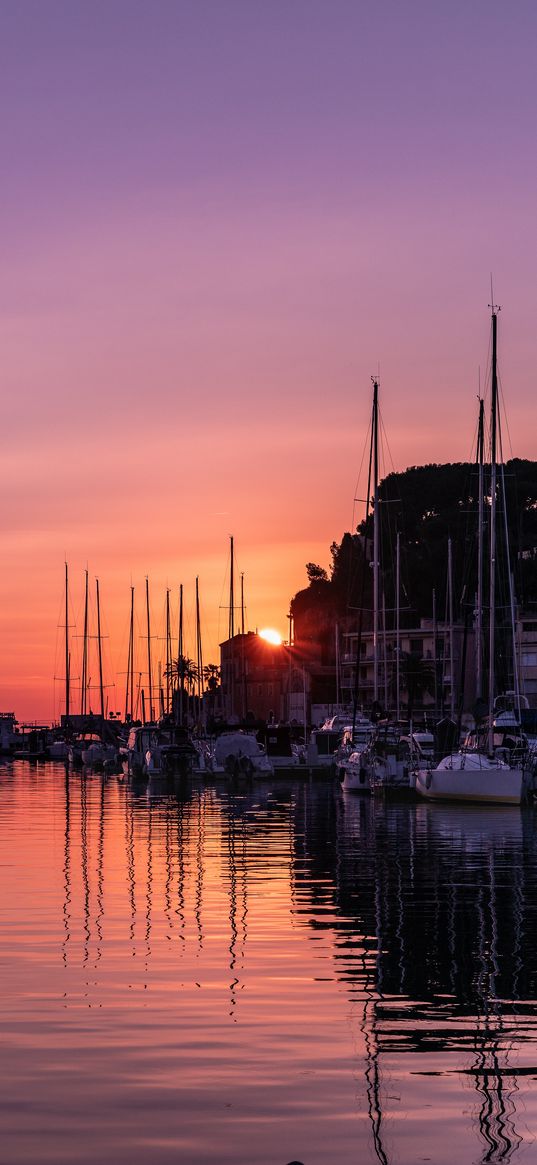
left=126, top=723, right=197, bottom=779
left=209, top=731, right=274, bottom=777
left=257, top=725, right=300, bottom=770
left=79, top=737, right=118, bottom=770
left=363, top=724, right=413, bottom=795
left=415, top=749, right=527, bottom=804
left=0, top=712, right=19, bottom=756
left=306, top=722, right=349, bottom=770
left=338, top=716, right=376, bottom=790
left=48, top=738, right=70, bottom=760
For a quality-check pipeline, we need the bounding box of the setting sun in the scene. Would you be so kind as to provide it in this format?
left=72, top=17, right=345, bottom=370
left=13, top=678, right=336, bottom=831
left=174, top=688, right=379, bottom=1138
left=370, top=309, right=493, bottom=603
left=258, top=628, right=283, bottom=646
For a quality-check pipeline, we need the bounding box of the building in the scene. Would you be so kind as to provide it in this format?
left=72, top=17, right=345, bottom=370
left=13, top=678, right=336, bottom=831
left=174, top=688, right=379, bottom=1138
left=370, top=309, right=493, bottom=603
left=219, top=632, right=289, bottom=723
left=340, top=618, right=476, bottom=723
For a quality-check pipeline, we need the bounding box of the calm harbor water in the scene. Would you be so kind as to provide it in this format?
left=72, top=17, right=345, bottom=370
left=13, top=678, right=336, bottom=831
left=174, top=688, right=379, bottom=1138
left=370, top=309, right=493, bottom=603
left=2, top=762, right=537, bottom=1164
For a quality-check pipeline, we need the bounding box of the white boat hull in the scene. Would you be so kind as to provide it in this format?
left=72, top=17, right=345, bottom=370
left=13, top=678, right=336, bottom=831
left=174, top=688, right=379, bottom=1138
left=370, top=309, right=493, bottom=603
left=416, top=753, right=526, bottom=805
left=342, top=768, right=370, bottom=792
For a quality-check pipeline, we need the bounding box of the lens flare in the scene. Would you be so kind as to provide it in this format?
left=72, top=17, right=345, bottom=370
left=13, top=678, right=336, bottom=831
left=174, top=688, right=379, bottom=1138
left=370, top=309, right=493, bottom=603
left=258, top=628, right=283, bottom=646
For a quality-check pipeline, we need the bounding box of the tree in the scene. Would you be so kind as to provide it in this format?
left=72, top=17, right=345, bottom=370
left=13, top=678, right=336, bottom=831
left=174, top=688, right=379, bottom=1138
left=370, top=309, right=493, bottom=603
left=165, top=656, right=198, bottom=693
left=305, top=563, right=328, bottom=584
left=203, top=664, right=221, bottom=692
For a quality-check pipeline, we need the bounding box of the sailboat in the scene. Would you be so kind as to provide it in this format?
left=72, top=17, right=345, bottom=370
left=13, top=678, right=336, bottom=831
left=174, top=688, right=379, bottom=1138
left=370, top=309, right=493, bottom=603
left=343, top=378, right=408, bottom=794
left=416, top=304, right=535, bottom=805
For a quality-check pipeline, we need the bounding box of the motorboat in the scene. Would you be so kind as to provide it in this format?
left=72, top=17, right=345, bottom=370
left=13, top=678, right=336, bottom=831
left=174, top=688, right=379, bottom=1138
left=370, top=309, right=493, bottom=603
left=257, top=725, right=299, bottom=769
left=126, top=723, right=197, bottom=779
left=338, top=716, right=376, bottom=790
left=209, top=731, right=274, bottom=778
left=306, top=725, right=349, bottom=770
left=80, top=737, right=118, bottom=770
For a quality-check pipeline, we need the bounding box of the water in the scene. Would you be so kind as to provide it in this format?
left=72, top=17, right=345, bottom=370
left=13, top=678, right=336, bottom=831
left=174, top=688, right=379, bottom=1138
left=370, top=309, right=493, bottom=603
left=2, top=762, right=537, bottom=1164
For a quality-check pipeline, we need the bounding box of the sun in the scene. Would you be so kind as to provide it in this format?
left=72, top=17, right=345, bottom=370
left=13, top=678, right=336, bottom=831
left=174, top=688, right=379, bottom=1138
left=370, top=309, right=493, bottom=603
left=258, top=628, right=283, bottom=646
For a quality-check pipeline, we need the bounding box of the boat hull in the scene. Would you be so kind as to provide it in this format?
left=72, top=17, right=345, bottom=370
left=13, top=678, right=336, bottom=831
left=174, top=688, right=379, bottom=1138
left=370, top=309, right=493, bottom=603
left=416, top=757, right=526, bottom=805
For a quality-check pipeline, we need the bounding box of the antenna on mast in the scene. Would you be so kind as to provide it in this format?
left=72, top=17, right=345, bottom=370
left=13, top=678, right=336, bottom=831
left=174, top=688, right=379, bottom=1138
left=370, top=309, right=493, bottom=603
left=489, top=274, right=501, bottom=317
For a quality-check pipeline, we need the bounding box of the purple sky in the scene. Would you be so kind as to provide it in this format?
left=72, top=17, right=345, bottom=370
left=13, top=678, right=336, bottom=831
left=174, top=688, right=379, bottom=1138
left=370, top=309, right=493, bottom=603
left=2, top=0, right=537, bottom=717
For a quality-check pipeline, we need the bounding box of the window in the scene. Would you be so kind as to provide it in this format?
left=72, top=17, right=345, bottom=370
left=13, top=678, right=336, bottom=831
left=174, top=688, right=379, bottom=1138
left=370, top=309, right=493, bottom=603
left=410, top=639, right=423, bottom=655
left=522, top=652, right=537, bottom=667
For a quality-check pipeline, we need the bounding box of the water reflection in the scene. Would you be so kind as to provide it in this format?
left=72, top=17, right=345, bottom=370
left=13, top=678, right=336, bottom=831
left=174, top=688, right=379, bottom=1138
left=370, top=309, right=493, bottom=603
left=3, top=764, right=537, bottom=1164
left=326, top=795, right=537, bottom=1163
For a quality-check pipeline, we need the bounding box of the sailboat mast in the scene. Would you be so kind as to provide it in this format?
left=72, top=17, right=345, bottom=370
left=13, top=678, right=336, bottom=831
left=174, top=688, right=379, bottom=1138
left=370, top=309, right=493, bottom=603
left=196, top=576, right=203, bottom=725
left=372, top=379, right=380, bottom=706
left=65, top=561, right=70, bottom=724
left=476, top=398, right=485, bottom=700
left=229, top=536, right=234, bottom=639
left=351, top=402, right=374, bottom=735
left=241, top=572, right=247, bottom=718
left=166, top=588, right=171, bottom=715
left=335, top=623, right=340, bottom=711
left=488, top=307, right=498, bottom=748
left=96, top=577, right=105, bottom=721
left=448, top=537, right=455, bottom=720
left=229, top=536, right=235, bottom=719
left=81, top=568, right=89, bottom=717
left=146, top=577, right=154, bottom=722
left=396, top=532, right=401, bottom=723
left=178, top=583, right=184, bottom=727
left=125, top=585, right=134, bottom=722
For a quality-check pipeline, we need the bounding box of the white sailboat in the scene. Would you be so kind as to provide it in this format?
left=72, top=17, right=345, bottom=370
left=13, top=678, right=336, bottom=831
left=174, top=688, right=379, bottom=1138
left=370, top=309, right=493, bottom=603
left=417, top=303, right=534, bottom=806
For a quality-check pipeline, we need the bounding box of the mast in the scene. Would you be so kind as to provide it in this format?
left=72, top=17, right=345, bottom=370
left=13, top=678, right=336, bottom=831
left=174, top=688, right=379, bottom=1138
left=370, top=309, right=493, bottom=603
left=166, top=588, right=171, bottom=715
left=396, top=532, right=400, bottom=724
left=335, top=623, right=340, bottom=711
left=196, top=576, right=203, bottom=727
left=488, top=305, right=499, bottom=750
left=476, top=397, right=485, bottom=700
left=500, top=466, right=522, bottom=721
left=146, top=577, right=154, bottom=722
left=229, top=536, right=235, bottom=718
left=96, top=577, right=105, bottom=721
left=432, top=587, right=439, bottom=719
left=241, top=572, right=247, bottom=718
left=125, top=585, right=134, bottom=722
left=351, top=394, right=374, bottom=735
left=65, top=561, right=70, bottom=724
left=382, top=593, right=389, bottom=714
left=229, top=536, right=235, bottom=639
left=372, top=379, right=380, bottom=706
left=81, top=568, right=89, bottom=717
left=178, top=584, right=184, bottom=726
left=448, top=537, right=455, bottom=720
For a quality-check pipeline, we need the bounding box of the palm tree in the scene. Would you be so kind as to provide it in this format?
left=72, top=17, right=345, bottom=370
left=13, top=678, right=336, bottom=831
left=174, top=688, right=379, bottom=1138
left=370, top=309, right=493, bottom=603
left=164, top=655, right=199, bottom=724
left=165, top=656, right=198, bottom=693
left=203, top=664, right=221, bottom=693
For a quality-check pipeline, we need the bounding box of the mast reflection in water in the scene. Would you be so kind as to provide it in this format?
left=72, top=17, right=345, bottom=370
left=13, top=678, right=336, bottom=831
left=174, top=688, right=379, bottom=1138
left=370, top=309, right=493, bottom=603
left=1, top=762, right=537, bottom=1164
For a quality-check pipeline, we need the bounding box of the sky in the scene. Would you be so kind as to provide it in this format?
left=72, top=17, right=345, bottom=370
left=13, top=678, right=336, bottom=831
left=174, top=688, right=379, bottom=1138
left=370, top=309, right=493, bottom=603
left=2, top=0, right=537, bottom=721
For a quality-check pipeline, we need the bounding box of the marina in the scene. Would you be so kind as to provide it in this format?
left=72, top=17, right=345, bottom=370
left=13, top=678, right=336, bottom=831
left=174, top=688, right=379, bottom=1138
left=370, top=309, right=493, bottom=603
left=2, top=759, right=537, bottom=1164
left=4, top=4, right=537, bottom=1160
